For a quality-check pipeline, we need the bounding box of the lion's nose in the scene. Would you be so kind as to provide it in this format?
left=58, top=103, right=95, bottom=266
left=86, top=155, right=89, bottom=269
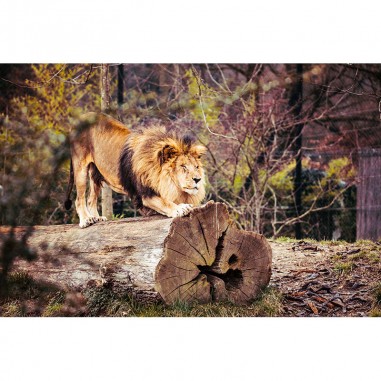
left=193, top=177, right=201, bottom=184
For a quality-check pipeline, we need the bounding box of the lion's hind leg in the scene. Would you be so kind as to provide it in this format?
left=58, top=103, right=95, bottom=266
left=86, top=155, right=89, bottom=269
left=87, top=163, right=107, bottom=223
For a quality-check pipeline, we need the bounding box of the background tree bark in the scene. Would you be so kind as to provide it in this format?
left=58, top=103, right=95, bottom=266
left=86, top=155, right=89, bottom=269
left=356, top=148, right=381, bottom=240
left=288, top=64, right=304, bottom=239
left=100, top=64, right=113, bottom=220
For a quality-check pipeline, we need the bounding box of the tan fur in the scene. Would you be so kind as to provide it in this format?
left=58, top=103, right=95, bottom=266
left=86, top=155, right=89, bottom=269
left=67, top=112, right=206, bottom=228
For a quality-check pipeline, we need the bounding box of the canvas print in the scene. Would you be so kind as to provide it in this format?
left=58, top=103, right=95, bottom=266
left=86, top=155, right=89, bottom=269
left=0, top=64, right=380, bottom=317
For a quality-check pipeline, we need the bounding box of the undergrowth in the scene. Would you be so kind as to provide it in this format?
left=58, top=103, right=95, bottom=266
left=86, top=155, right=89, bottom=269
left=84, top=286, right=284, bottom=317
left=0, top=274, right=283, bottom=317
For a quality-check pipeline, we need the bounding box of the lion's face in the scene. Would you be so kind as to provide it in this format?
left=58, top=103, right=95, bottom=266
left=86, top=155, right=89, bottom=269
left=174, top=154, right=205, bottom=195
left=155, top=136, right=207, bottom=203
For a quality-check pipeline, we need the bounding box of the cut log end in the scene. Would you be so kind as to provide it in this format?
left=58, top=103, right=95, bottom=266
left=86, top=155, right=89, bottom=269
left=155, top=201, right=272, bottom=305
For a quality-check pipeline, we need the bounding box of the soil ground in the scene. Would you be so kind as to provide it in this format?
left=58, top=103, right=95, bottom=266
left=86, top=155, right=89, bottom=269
left=270, top=239, right=381, bottom=317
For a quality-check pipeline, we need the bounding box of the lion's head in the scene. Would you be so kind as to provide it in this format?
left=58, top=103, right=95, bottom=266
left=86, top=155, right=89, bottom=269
left=159, top=138, right=206, bottom=199
left=127, top=127, right=207, bottom=205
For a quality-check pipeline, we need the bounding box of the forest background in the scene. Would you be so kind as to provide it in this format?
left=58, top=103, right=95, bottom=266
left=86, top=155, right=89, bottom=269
left=1, top=63, right=380, bottom=242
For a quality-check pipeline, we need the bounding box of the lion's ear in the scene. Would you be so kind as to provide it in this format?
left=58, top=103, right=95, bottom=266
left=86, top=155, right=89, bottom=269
left=191, top=145, right=207, bottom=158
left=159, top=144, right=178, bottom=165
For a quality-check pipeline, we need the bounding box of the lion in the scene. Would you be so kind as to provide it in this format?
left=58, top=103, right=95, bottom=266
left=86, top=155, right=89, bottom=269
left=64, top=112, right=207, bottom=228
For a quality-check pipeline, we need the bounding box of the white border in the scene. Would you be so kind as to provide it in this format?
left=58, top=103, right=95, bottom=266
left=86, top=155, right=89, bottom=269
left=2, top=1, right=381, bottom=62
left=1, top=318, right=380, bottom=381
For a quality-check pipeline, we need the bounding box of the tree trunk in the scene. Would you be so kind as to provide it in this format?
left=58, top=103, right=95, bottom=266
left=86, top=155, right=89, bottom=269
left=357, top=148, right=381, bottom=241
left=1, top=202, right=272, bottom=305
left=289, top=64, right=304, bottom=239
left=100, top=63, right=113, bottom=220
left=117, top=64, right=124, bottom=107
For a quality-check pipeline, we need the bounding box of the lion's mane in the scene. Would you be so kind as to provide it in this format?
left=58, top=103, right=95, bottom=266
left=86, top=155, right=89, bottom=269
left=119, top=126, right=206, bottom=209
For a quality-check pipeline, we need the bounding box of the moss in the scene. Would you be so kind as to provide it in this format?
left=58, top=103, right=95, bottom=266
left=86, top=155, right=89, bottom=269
left=348, top=251, right=366, bottom=261
left=321, top=239, right=349, bottom=246
left=274, top=237, right=349, bottom=246
left=367, top=251, right=381, bottom=263
left=356, top=239, right=374, bottom=246
left=333, top=261, right=354, bottom=274
left=274, top=236, right=298, bottom=243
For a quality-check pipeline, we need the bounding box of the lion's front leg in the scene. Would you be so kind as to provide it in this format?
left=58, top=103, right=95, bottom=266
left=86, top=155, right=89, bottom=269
left=74, top=165, right=97, bottom=228
left=142, top=196, right=193, bottom=218
left=88, top=170, right=107, bottom=223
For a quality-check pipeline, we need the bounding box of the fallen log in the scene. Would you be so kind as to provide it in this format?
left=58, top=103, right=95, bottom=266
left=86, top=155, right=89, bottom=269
left=0, top=201, right=272, bottom=305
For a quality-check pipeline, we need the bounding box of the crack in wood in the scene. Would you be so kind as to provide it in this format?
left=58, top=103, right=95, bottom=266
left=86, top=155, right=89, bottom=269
left=213, top=226, right=228, bottom=270
left=178, top=277, right=202, bottom=300
left=198, top=266, right=244, bottom=292
left=195, top=215, right=211, bottom=258
left=166, top=274, right=203, bottom=298
left=194, top=226, right=243, bottom=299
left=237, top=286, right=250, bottom=299
left=166, top=262, right=198, bottom=272
left=166, top=246, right=199, bottom=267
left=173, top=230, right=208, bottom=265
left=155, top=202, right=272, bottom=305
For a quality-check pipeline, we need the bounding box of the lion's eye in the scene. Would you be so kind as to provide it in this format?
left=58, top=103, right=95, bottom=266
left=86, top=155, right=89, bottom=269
left=181, top=165, right=187, bottom=171
left=196, top=166, right=199, bottom=169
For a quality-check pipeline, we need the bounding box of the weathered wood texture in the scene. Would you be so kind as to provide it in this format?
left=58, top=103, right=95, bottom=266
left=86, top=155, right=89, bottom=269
left=1, top=202, right=272, bottom=305
left=357, top=148, right=381, bottom=241
left=156, top=202, right=272, bottom=304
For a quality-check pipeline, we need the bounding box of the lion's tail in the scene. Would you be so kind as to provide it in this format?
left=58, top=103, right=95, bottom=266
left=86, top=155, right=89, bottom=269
left=64, top=159, right=74, bottom=210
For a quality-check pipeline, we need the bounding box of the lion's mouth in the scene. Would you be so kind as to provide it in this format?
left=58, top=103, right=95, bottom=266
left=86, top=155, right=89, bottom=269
left=183, top=187, right=199, bottom=194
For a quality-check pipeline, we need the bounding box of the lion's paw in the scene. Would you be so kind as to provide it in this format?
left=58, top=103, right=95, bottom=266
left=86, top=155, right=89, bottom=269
left=96, top=216, right=108, bottom=222
left=172, top=203, right=193, bottom=217
left=79, top=218, right=95, bottom=228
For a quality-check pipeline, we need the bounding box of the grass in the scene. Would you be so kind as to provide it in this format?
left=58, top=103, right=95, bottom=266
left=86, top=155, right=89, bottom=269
left=83, top=286, right=284, bottom=317
left=356, top=239, right=376, bottom=246
left=333, top=261, right=355, bottom=274
left=330, top=240, right=381, bottom=276
left=274, top=237, right=353, bottom=246
left=273, top=236, right=300, bottom=243
left=321, top=239, right=351, bottom=246
left=274, top=237, right=322, bottom=244
left=111, top=213, right=125, bottom=221
left=369, top=308, right=381, bottom=317
left=0, top=272, right=64, bottom=317
left=42, top=292, right=66, bottom=317
left=372, top=282, right=381, bottom=305
left=0, top=271, right=283, bottom=317
left=1, top=301, right=24, bottom=317
left=368, top=282, right=381, bottom=317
